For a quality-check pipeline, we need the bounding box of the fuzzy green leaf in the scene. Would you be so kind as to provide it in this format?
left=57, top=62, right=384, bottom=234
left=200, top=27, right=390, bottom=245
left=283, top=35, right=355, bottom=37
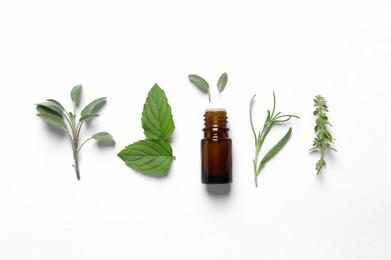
left=70, top=84, right=82, bottom=103
left=81, top=97, right=106, bottom=116
left=37, top=113, right=66, bottom=129
left=188, top=74, right=209, bottom=92
left=142, top=84, right=175, bottom=140
left=46, top=99, right=65, bottom=112
left=217, top=72, right=228, bottom=93
left=260, top=127, right=292, bottom=165
left=35, top=101, right=63, bottom=116
left=91, top=132, right=115, bottom=143
left=117, top=139, right=175, bottom=175
left=79, top=113, right=99, bottom=122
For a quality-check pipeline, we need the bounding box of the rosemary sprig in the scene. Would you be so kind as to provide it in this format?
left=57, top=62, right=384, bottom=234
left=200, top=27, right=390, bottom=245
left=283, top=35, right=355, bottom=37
left=309, top=95, right=336, bottom=174
left=250, top=92, right=299, bottom=187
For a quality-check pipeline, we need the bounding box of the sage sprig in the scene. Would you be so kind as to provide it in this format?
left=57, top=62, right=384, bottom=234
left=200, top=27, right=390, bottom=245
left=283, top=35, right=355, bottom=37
left=35, top=84, right=115, bottom=180
left=188, top=72, right=228, bottom=102
left=250, top=92, right=299, bottom=187
left=309, top=95, right=336, bottom=174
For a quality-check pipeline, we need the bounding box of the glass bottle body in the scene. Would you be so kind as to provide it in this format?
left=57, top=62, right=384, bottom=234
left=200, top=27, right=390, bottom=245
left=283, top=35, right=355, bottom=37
left=201, top=110, right=232, bottom=184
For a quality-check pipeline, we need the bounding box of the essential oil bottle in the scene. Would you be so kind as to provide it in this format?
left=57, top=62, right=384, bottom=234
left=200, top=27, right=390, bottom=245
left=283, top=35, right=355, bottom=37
left=201, top=109, right=232, bottom=184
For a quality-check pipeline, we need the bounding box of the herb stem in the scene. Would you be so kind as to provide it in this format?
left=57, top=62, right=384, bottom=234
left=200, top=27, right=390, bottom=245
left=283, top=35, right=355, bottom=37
left=78, top=138, right=92, bottom=155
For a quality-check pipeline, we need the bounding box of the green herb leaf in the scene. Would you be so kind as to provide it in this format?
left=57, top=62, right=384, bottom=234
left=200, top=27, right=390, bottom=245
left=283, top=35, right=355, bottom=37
left=260, top=127, right=292, bottom=165
left=81, top=97, right=106, bottom=116
left=70, top=84, right=82, bottom=103
left=37, top=113, right=66, bottom=129
left=91, top=132, right=115, bottom=143
left=46, top=99, right=66, bottom=112
left=36, top=85, right=114, bottom=180
left=142, top=84, right=175, bottom=140
left=118, top=139, right=175, bottom=175
left=79, top=113, right=99, bottom=122
left=249, top=92, right=298, bottom=187
left=36, top=101, right=63, bottom=116
left=217, top=72, right=228, bottom=93
left=188, top=74, right=211, bottom=102
left=188, top=74, right=209, bottom=91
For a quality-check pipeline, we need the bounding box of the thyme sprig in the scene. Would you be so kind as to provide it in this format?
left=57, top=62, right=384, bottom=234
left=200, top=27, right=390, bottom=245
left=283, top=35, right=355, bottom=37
left=309, top=95, right=336, bottom=174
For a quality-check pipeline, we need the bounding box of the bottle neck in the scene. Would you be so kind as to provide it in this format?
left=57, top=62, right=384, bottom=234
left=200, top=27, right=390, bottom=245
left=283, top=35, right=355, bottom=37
left=203, top=110, right=229, bottom=139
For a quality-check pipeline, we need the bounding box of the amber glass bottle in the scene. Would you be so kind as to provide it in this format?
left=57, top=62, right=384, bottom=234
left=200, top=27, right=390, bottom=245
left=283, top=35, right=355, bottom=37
left=201, top=109, right=232, bottom=184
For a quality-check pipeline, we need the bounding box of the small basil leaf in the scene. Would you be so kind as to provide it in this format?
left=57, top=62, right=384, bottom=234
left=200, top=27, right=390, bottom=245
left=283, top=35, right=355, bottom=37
left=37, top=113, right=66, bottom=129
left=117, top=139, right=175, bottom=175
left=217, top=72, right=228, bottom=93
left=81, top=97, right=106, bottom=116
left=70, top=84, right=82, bottom=103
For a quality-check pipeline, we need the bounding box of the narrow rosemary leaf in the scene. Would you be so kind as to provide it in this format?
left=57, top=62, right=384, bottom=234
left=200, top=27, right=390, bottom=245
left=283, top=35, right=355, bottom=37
left=117, top=139, right=175, bottom=175
left=260, top=127, right=292, bottom=165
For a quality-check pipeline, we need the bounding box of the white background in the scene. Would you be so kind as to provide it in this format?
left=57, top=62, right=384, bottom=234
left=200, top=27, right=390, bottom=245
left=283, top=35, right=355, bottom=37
left=1, top=0, right=391, bottom=259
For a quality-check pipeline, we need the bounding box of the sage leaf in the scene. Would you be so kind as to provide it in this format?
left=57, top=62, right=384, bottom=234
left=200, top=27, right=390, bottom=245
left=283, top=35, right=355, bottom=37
left=188, top=74, right=209, bottom=91
left=81, top=97, right=106, bottom=116
left=260, top=127, right=292, bottom=165
left=36, top=105, right=62, bottom=117
left=36, top=101, right=63, bottom=116
left=217, top=72, right=228, bottom=93
left=118, top=139, right=175, bottom=175
left=70, top=84, right=82, bottom=103
left=91, top=132, right=115, bottom=143
left=37, top=113, right=66, bottom=129
left=46, top=99, right=65, bottom=112
left=79, top=113, right=99, bottom=122
left=142, top=84, right=175, bottom=140
left=188, top=74, right=211, bottom=102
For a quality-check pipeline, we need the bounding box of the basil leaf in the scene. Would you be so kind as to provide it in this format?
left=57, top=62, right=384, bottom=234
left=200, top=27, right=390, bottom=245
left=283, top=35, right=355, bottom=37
left=70, top=84, right=82, bottom=103
left=37, top=113, right=66, bottom=129
left=79, top=113, right=99, bottom=122
left=117, top=139, right=175, bottom=175
left=142, top=84, right=175, bottom=140
left=81, top=97, right=106, bottom=116
left=260, top=127, right=292, bottom=165
left=217, top=72, right=228, bottom=93
left=91, top=132, right=115, bottom=143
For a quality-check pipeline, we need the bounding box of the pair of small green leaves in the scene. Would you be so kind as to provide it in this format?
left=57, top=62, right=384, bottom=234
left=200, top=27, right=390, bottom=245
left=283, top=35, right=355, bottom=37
left=36, top=84, right=115, bottom=180
left=188, top=72, right=228, bottom=102
left=118, top=84, right=175, bottom=175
